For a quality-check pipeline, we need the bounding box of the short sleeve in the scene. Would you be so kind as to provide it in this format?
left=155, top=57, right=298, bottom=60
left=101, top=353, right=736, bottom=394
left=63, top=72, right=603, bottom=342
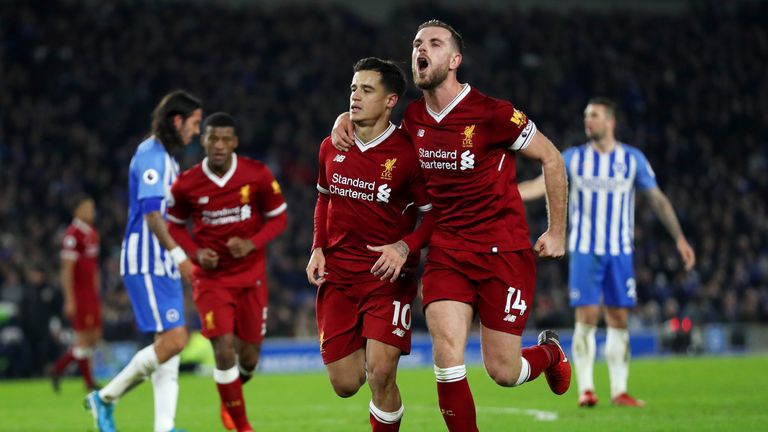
left=61, top=230, right=80, bottom=260
left=488, top=100, right=537, bottom=151
left=135, top=151, right=167, bottom=200
left=258, top=166, right=288, bottom=218
left=632, top=149, right=658, bottom=191
left=562, top=147, right=576, bottom=180
left=166, top=178, right=192, bottom=225
left=316, top=138, right=330, bottom=195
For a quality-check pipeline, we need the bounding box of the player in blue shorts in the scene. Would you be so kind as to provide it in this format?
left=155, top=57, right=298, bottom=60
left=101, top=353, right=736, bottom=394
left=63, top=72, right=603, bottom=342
left=85, top=91, right=202, bottom=432
left=520, top=97, right=695, bottom=408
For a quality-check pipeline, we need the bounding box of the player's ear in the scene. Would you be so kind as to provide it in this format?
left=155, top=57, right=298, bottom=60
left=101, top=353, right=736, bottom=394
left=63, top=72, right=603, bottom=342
left=172, top=114, right=183, bottom=131
left=386, top=93, right=399, bottom=109
left=233, top=137, right=239, bottom=150
left=450, top=52, right=462, bottom=70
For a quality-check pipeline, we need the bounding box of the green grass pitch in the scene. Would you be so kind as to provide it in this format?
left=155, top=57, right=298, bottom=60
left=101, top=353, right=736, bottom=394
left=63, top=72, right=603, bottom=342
left=2, top=355, right=766, bottom=431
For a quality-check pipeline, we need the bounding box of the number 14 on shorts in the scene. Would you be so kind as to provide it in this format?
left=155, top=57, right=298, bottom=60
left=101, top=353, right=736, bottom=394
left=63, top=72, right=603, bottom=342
left=504, top=287, right=527, bottom=320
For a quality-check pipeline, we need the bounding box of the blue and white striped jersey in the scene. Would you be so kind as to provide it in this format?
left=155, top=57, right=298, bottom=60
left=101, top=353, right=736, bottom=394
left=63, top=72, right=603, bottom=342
left=120, top=136, right=180, bottom=278
left=563, top=143, right=657, bottom=256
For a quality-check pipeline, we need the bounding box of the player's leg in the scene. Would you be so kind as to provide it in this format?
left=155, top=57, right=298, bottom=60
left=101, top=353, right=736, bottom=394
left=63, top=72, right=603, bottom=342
left=235, top=337, right=260, bottom=384
left=94, top=275, right=186, bottom=432
left=422, top=247, right=478, bottom=432
left=573, top=306, right=599, bottom=407
left=361, top=279, right=416, bottom=432
left=149, top=278, right=188, bottom=432
left=479, top=249, right=570, bottom=394
left=569, top=252, right=605, bottom=406
left=196, top=283, right=253, bottom=432
left=426, top=300, right=475, bottom=432
left=366, top=340, right=403, bottom=431
left=73, top=326, right=101, bottom=390
left=317, top=282, right=367, bottom=396
left=603, top=255, right=645, bottom=407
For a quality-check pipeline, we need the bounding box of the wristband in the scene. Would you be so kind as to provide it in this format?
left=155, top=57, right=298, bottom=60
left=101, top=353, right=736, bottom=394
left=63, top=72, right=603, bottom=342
left=169, top=246, right=188, bottom=265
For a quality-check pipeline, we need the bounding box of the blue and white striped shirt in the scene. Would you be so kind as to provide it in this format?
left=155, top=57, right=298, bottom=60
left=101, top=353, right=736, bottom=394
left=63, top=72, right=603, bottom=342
left=120, top=136, right=180, bottom=278
left=563, top=143, right=657, bottom=256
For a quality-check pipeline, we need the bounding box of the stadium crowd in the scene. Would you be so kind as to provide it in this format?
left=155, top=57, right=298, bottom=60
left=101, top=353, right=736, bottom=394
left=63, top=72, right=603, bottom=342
left=0, top=0, right=766, bottom=377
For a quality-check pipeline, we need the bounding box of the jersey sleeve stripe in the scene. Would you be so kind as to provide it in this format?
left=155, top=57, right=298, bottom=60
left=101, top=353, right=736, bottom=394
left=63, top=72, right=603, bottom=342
left=509, top=120, right=537, bottom=151
left=264, top=202, right=288, bottom=218
left=317, top=184, right=330, bottom=195
left=167, top=214, right=187, bottom=225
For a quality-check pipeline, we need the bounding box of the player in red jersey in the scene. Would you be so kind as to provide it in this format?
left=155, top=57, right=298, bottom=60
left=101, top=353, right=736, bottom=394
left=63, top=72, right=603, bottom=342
left=167, top=112, right=287, bottom=432
left=50, top=195, right=101, bottom=392
left=332, top=21, right=570, bottom=431
left=306, top=57, right=435, bottom=431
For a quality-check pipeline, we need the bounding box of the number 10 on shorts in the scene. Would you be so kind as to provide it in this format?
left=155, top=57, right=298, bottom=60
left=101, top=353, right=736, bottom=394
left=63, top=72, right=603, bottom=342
left=391, top=300, right=412, bottom=330
left=505, top=287, right=527, bottom=315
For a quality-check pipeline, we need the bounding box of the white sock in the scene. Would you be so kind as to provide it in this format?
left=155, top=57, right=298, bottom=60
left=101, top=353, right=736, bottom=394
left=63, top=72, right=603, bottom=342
left=605, top=327, right=630, bottom=398
left=434, top=364, right=466, bottom=383
left=99, top=344, right=160, bottom=403
left=152, top=354, right=180, bottom=432
left=369, top=400, right=404, bottom=424
left=512, top=357, right=530, bottom=387
left=214, top=365, right=240, bottom=384
left=572, top=322, right=597, bottom=394
left=72, top=346, right=93, bottom=360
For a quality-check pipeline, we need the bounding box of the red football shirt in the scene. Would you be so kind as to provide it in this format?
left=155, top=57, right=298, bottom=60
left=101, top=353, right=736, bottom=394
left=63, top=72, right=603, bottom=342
left=167, top=154, right=287, bottom=286
left=60, top=219, right=100, bottom=299
left=316, top=124, right=432, bottom=283
left=402, top=85, right=537, bottom=253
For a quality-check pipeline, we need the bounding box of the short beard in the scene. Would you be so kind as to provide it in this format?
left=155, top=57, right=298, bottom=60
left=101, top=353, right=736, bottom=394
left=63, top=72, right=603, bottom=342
left=413, top=65, right=449, bottom=90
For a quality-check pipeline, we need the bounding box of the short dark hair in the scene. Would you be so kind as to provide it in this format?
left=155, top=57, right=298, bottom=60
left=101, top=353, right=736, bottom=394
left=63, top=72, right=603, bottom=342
left=353, top=57, right=407, bottom=99
left=203, top=112, right=237, bottom=134
left=417, top=19, right=464, bottom=54
left=151, top=90, right=202, bottom=151
left=587, top=97, right=618, bottom=118
left=69, top=194, right=92, bottom=214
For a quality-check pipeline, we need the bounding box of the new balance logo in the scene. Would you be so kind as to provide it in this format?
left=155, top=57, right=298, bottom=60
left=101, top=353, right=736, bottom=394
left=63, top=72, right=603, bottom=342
left=503, top=314, right=517, bottom=322
left=460, top=150, right=475, bottom=171
left=198, top=196, right=209, bottom=204
left=333, top=154, right=346, bottom=163
left=376, top=183, right=391, bottom=203
left=392, top=328, right=406, bottom=337
left=417, top=129, right=425, bottom=137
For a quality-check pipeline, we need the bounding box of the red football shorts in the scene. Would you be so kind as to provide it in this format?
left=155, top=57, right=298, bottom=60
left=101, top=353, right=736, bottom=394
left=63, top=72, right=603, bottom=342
left=422, top=246, right=536, bottom=335
left=193, top=278, right=268, bottom=344
left=316, top=275, right=417, bottom=365
left=72, top=292, right=101, bottom=331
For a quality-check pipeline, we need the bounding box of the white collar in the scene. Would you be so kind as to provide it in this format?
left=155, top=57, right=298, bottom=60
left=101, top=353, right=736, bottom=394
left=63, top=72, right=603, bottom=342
left=354, top=122, right=396, bottom=153
left=73, top=218, right=92, bottom=233
left=426, top=84, right=471, bottom=123
left=202, top=153, right=238, bottom=188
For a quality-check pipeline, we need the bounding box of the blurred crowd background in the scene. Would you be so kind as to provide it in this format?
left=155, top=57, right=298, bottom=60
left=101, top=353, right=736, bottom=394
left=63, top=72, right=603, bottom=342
left=1, top=0, right=766, bottom=377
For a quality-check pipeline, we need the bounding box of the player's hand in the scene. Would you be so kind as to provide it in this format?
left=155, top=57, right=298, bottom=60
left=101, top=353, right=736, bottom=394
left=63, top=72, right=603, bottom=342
left=196, top=248, right=219, bottom=270
left=534, top=230, right=565, bottom=259
left=306, top=248, right=327, bottom=286
left=367, top=240, right=409, bottom=283
left=63, top=299, right=76, bottom=320
left=676, top=236, right=696, bottom=271
left=330, top=112, right=354, bottom=151
left=178, top=259, right=193, bottom=284
left=227, top=237, right=255, bottom=258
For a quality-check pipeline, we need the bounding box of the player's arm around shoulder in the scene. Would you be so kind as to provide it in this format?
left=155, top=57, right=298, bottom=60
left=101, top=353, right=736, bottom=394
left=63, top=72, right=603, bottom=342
left=519, top=132, right=567, bottom=259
